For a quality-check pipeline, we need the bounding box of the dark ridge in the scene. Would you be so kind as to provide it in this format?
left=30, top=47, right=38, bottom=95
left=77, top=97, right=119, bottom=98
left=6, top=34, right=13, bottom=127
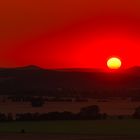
left=0, top=65, right=42, bottom=70
left=0, top=66, right=139, bottom=97
left=54, top=68, right=103, bottom=73
left=126, top=66, right=140, bottom=74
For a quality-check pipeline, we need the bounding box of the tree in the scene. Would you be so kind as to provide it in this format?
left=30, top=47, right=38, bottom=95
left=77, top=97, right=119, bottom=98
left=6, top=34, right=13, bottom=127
left=79, top=105, right=101, bottom=119
left=133, top=106, right=140, bottom=119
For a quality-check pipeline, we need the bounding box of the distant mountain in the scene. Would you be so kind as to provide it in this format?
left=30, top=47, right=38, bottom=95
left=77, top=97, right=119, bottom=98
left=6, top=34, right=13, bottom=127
left=0, top=66, right=140, bottom=97
left=0, top=65, right=44, bottom=72
left=126, top=66, right=140, bottom=75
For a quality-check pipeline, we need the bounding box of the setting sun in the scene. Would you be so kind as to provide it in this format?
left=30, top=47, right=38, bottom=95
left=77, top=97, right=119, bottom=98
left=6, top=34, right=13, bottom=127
left=107, top=57, right=122, bottom=70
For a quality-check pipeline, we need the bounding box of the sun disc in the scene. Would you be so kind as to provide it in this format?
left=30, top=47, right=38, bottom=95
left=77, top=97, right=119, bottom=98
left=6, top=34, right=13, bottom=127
left=107, top=57, right=122, bottom=70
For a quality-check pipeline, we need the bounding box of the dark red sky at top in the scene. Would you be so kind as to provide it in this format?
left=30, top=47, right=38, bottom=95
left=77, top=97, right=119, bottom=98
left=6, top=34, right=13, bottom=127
left=1, top=0, right=140, bottom=70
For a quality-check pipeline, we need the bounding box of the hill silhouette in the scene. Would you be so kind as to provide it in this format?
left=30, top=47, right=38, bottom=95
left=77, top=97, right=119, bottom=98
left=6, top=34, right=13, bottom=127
left=0, top=65, right=140, bottom=97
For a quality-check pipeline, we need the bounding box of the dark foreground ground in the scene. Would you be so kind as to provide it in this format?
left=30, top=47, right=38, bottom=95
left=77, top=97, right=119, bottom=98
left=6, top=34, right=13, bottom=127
left=0, top=120, right=140, bottom=140
left=1, top=120, right=140, bottom=135
left=0, top=134, right=140, bottom=140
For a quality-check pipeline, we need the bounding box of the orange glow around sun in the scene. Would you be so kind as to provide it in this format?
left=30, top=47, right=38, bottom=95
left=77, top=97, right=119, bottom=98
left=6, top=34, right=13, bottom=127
left=107, top=57, right=122, bottom=70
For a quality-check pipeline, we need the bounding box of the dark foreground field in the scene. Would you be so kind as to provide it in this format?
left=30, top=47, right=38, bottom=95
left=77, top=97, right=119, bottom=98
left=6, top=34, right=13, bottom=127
left=0, top=120, right=140, bottom=135
left=0, top=134, right=140, bottom=140
left=0, top=120, right=140, bottom=139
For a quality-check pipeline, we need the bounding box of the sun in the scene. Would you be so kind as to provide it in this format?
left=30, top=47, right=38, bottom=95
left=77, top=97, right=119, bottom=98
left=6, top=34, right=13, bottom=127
left=107, top=57, right=122, bottom=70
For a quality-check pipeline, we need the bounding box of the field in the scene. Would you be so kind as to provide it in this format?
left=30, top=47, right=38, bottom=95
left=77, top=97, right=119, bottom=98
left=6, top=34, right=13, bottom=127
left=0, top=98, right=140, bottom=139
left=0, top=120, right=140, bottom=135
left=0, top=120, right=140, bottom=140
left=0, top=134, right=140, bottom=140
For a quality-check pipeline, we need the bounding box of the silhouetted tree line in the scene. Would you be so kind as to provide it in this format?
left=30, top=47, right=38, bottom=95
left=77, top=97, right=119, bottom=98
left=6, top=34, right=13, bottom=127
left=0, top=113, right=13, bottom=121
left=0, top=105, right=140, bottom=121
left=0, top=105, right=108, bottom=121
left=15, top=105, right=108, bottom=121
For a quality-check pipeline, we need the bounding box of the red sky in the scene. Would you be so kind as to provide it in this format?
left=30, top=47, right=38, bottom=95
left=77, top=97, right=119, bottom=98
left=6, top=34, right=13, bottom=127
left=1, top=0, right=140, bottom=69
